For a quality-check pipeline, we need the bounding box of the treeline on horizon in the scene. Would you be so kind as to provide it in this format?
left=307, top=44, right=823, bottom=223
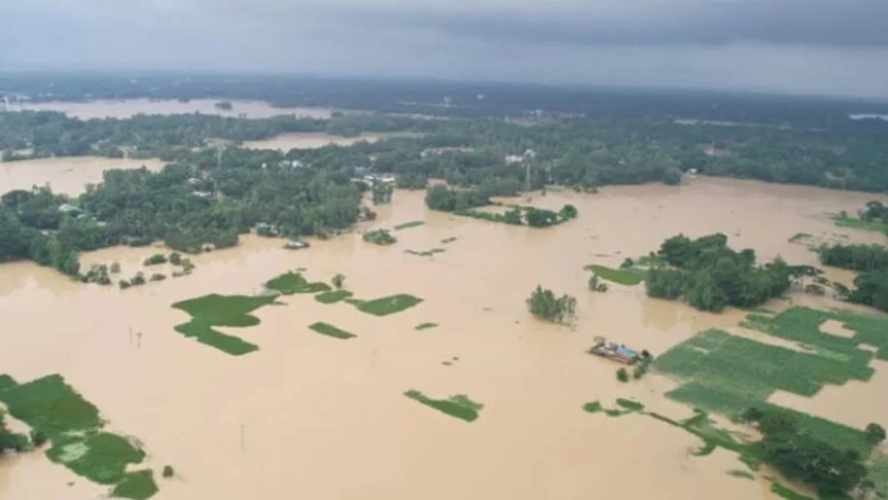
left=4, top=103, right=888, bottom=192
left=3, top=72, right=888, bottom=127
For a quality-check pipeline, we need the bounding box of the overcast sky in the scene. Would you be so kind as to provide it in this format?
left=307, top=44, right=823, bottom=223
left=4, top=0, right=888, bottom=98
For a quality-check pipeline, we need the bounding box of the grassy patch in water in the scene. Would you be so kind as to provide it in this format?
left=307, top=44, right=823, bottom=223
left=770, top=482, right=813, bottom=500
left=405, top=248, right=446, bottom=257
left=833, top=214, right=888, bottom=234
left=441, top=237, right=458, bottom=244
left=173, top=294, right=277, bottom=355
left=582, top=401, right=603, bottom=414
left=265, top=272, right=331, bottom=294
left=415, top=322, right=439, bottom=331
left=314, top=290, right=353, bottom=304
left=393, top=220, right=425, bottom=231
left=404, top=390, right=483, bottom=422
left=788, top=232, right=813, bottom=243
left=584, top=264, right=646, bottom=285
left=348, top=294, right=423, bottom=316
left=111, top=470, right=158, bottom=500
left=727, top=470, right=755, bottom=480
left=309, top=322, right=356, bottom=339
left=0, top=375, right=157, bottom=497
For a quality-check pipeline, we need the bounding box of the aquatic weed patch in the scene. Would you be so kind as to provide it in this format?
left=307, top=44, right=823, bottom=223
left=584, top=264, right=646, bottom=286
left=405, top=248, right=446, bottom=257
left=0, top=375, right=158, bottom=498
left=265, top=272, right=331, bottom=294
left=393, top=220, right=425, bottom=231
left=314, top=290, right=354, bottom=304
left=309, top=322, right=356, bottom=339
left=172, top=294, right=277, bottom=355
left=348, top=294, right=423, bottom=316
left=404, top=390, right=483, bottom=422
left=415, top=322, right=438, bottom=331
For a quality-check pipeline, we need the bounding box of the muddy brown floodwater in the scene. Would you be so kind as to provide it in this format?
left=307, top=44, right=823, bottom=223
left=0, top=177, right=886, bottom=500
left=242, top=132, right=423, bottom=151
left=16, top=99, right=335, bottom=120
left=0, top=156, right=165, bottom=197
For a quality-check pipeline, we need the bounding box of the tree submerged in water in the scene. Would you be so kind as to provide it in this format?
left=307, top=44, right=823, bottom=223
left=527, top=286, right=576, bottom=324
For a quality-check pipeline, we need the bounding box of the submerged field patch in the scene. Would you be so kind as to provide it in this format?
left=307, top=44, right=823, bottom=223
left=172, top=294, right=277, bottom=355
left=309, top=322, right=356, bottom=339
left=347, top=294, right=423, bottom=316
left=404, top=390, right=483, bottom=422
left=0, top=375, right=158, bottom=498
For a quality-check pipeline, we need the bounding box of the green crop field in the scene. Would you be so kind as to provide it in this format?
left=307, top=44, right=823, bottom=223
left=315, top=290, right=354, bottom=304
left=404, top=390, right=483, bottom=422
left=0, top=375, right=158, bottom=498
left=655, top=306, right=888, bottom=456
left=584, top=264, right=646, bottom=285
left=348, top=294, right=423, bottom=316
left=265, top=272, right=331, bottom=294
left=309, top=322, right=356, bottom=339
left=172, top=294, right=277, bottom=355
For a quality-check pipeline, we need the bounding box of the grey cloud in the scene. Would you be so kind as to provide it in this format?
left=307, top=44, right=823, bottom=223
left=3, top=0, right=888, bottom=98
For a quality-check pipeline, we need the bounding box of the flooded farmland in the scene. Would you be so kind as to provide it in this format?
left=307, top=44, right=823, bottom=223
left=16, top=99, right=335, bottom=120
left=0, top=156, right=165, bottom=196
left=0, top=177, right=887, bottom=499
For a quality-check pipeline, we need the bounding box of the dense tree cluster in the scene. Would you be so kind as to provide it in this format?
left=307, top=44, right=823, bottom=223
left=424, top=185, right=490, bottom=212
left=527, top=286, right=577, bottom=324
left=1, top=147, right=362, bottom=274
left=818, top=243, right=888, bottom=311
left=741, top=408, right=869, bottom=498
left=646, top=233, right=792, bottom=312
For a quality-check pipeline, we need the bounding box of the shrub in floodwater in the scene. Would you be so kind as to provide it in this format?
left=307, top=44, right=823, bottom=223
left=866, top=423, right=886, bottom=444
left=332, top=273, right=346, bottom=290
left=527, top=286, right=576, bottom=324
left=616, top=368, right=629, bottom=382
left=110, top=262, right=121, bottom=274
left=169, top=252, right=182, bottom=266
left=30, top=429, right=47, bottom=447
left=143, top=254, right=167, bottom=266
left=162, top=465, right=174, bottom=478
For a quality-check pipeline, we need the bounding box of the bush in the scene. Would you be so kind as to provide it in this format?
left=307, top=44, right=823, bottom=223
left=866, top=423, right=886, bottom=444
left=143, top=253, right=167, bottom=266
left=130, top=272, right=146, bottom=286
left=150, top=273, right=166, bottom=282
left=616, top=368, right=629, bottom=382
left=30, top=430, right=47, bottom=447
left=588, top=274, right=608, bottom=292
left=332, top=273, right=346, bottom=289
left=525, top=207, right=559, bottom=227
left=110, top=262, right=121, bottom=274
left=119, top=280, right=131, bottom=290
left=169, top=252, right=182, bottom=266
left=559, top=204, right=578, bottom=220
left=363, top=229, right=396, bottom=246
left=162, top=465, right=175, bottom=478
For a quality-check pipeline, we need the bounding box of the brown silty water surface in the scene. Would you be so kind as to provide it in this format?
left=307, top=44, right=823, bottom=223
left=0, top=157, right=165, bottom=196
left=0, top=177, right=886, bottom=499
left=17, top=99, right=335, bottom=120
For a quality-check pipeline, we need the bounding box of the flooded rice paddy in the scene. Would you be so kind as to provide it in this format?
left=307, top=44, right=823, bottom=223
left=0, top=177, right=887, bottom=499
left=16, top=99, right=335, bottom=120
